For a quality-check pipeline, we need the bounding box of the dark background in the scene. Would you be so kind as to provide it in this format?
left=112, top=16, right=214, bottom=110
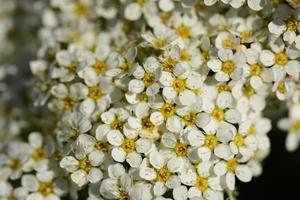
left=238, top=128, right=300, bottom=200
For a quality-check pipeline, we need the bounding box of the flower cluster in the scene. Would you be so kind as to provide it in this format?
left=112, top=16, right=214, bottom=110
left=0, top=0, right=299, bottom=200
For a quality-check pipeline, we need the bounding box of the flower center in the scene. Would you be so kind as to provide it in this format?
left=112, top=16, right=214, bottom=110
left=95, top=141, right=108, bottom=152
left=154, top=39, right=167, bottom=49
left=233, top=133, right=245, bottom=147
left=138, top=92, right=148, bottom=102
left=162, top=58, right=177, bottom=72
left=68, top=61, right=79, bottom=73
left=285, top=16, right=299, bottom=31
left=221, top=61, right=235, bottom=74
left=121, top=139, right=136, bottom=153
left=217, top=83, right=230, bottom=93
left=174, top=143, right=188, bottom=157
left=73, top=3, right=88, bottom=18
left=277, top=81, right=286, bottom=93
left=119, top=191, right=130, bottom=200
left=135, top=0, right=148, bottom=6
left=88, top=86, right=102, bottom=101
left=32, top=148, right=46, bottom=161
left=63, top=97, right=76, bottom=110
left=204, top=135, right=218, bottom=150
left=248, top=124, right=257, bottom=135
left=180, top=49, right=191, bottom=61
left=211, top=107, right=225, bottom=121
left=243, top=85, right=255, bottom=98
left=7, top=196, right=17, bottom=200
left=222, top=38, right=234, bottom=48
left=160, top=103, right=176, bottom=118
left=120, top=61, right=132, bottom=72
left=202, top=51, right=210, bottom=63
left=227, top=158, right=237, bottom=172
left=38, top=182, right=53, bottom=196
left=79, top=157, right=92, bottom=172
left=241, top=31, right=252, bottom=42
left=176, top=24, right=191, bottom=38
left=195, top=176, right=208, bottom=192
left=183, top=112, right=197, bottom=126
left=156, top=167, right=171, bottom=182
left=275, top=52, right=288, bottom=66
left=172, top=78, right=186, bottom=93
left=290, top=120, right=300, bottom=132
left=110, top=119, right=125, bottom=132
left=142, top=118, right=155, bottom=132
left=249, top=63, right=262, bottom=76
left=9, top=159, right=21, bottom=171
left=92, top=60, right=107, bottom=74
left=69, top=129, right=79, bottom=139
left=142, top=73, right=155, bottom=86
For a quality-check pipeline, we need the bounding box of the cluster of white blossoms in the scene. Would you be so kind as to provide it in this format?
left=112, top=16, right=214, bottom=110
left=0, top=0, right=299, bottom=200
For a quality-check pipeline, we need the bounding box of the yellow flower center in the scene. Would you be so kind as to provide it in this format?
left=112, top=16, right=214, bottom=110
left=92, top=60, right=108, bottom=74
left=275, top=52, right=288, bottom=66
left=154, top=39, right=167, bottom=49
left=88, top=86, right=102, bottom=101
left=110, top=119, right=125, bottom=132
left=174, top=143, right=188, bottom=157
left=277, top=81, right=286, bottom=93
left=233, top=133, right=245, bottom=147
left=162, top=58, right=177, bottom=72
left=142, top=73, right=155, bottom=86
left=195, top=176, right=208, bottom=192
left=95, top=141, right=108, bottom=152
left=120, top=61, right=132, bottom=72
left=63, top=96, right=76, bottom=110
left=142, top=118, right=155, bottom=132
left=68, top=61, right=79, bottom=73
left=156, top=167, right=171, bottom=182
left=160, top=12, right=172, bottom=24
left=183, top=112, right=197, bottom=126
left=202, top=51, right=210, bottom=63
left=217, top=83, right=230, bottom=93
left=32, top=148, right=46, bottom=161
left=135, top=0, right=148, bottom=6
left=227, top=158, right=237, bottom=172
left=160, top=104, right=176, bottom=118
left=180, top=49, right=191, bottom=61
left=285, top=16, right=299, bottom=31
left=243, top=85, right=255, bottom=98
left=241, top=31, right=252, bottom=42
left=172, top=78, right=186, bottom=93
left=38, top=182, right=53, bottom=196
left=69, top=129, right=79, bottom=139
left=176, top=24, right=191, bottom=38
left=121, top=139, right=136, bottom=153
left=249, top=63, right=262, bottom=76
left=119, top=191, right=130, bottom=200
left=79, top=157, right=92, bottom=172
left=138, top=92, right=148, bottom=102
left=9, top=159, right=20, bottom=171
left=248, top=124, right=257, bottom=135
left=204, top=135, right=218, bottom=150
left=290, top=120, right=300, bottom=132
left=73, top=3, right=88, bottom=18
left=222, top=38, right=234, bottom=48
left=211, top=107, right=225, bottom=121
left=221, top=61, right=235, bottom=74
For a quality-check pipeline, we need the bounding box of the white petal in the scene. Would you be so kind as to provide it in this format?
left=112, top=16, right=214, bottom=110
left=126, top=152, right=142, bottom=168
left=89, top=150, right=105, bottom=166
left=178, top=90, right=196, bottom=106
left=150, top=112, right=164, bottom=125
left=71, top=170, right=88, bottom=187
left=139, top=167, right=156, bottom=181
left=197, top=147, right=211, bottom=161
left=60, top=156, right=79, bottom=172
left=226, top=172, right=235, bottom=191
left=124, top=3, right=142, bottom=21
left=214, top=144, right=232, bottom=160
left=214, top=161, right=227, bottom=176
left=173, top=186, right=188, bottom=200
left=166, top=116, right=184, bottom=133
left=136, top=138, right=152, bottom=153
left=108, top=163, right=125, bottom=179
left=286, top=133, right=299, bottom=152
left=21, top=175, right=39, bottom=191
left=247, top=0, right=265, bottom=11
left=111, top=147, right=126, bottom=162
left=235, top=165, right=252, bottom=182
left=260, top=50, right=275, bottom=67
left=88, top=168, right=103, bottom=183
left=107, top=130, right=124, bottom=146
left=159, top=0, right=174, bottom=12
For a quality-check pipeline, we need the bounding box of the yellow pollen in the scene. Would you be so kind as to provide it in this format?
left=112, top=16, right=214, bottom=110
left=248, top=124, right=257, bottom=135
left=174, top=143, right=188, bottom=157
left=38, top=182, right=53, bottom=196
left=180, top=49, right=191, bottom=61
left=160, top=12, right=172, bottom=23
left=68, top=61, right=79, bottom=73
left=9, top=159, right=20, bottom=171
left=142, top=73, right=155, bottom=86
left=73, top=3, right=88, bottom=18
left=95, top=141, right=108, bottom=152
left=202, top=51, right=210, bottom=63
left=241, top=31, right=252, bottom=43
left=221, top=61, right=235, bottom=74
left=63, top=97, right=76, bottom=110
left=120, top=61, right=132, bottom=72
left=110, top=119, right=125, bottom=132
left=121, top=139, right=136, bottom=153
left=285, top=16, right=299, bottom=31
left=69, top=129, right=79, bottom=139
left=204, top=135, right=218, bottom=150
left=92, top=60, right=107, bottom=74
left=172, top=78, right=186, bottom=93
left=243, top=85, right=255, bottom=98
left=183, top=112, right=197, bottom=126
left=277, top=81, right=286, bottom=93
left=176, top=24, right=191, bottom=38
left=211, top=107, right=225, bottom=121
left=275, top=52, right=288, bottom=66
left=88, top=86, right=102, bottom=101
left=135, top=0, right=148, bottom=6
left=162, top=58, right=177, bottom=72
left=119, top=191, right=130, bottom=200
left=79, top=157, right=91, bottom=172
left=160, top=104, right=176, bottom=118
left=156, top=167, right=171, bottom=182
left=138, top=92, right=148, bottom=102
left=154, top=39, right=167, bottom=49
left=233, top=133, right=245, bottom=147
left=227, top=158, right=237, bottom=172
left=290, top=120, right=300, bottom=132
left=195, top=176, right=208, bottom=192
left=249, top=63, right=262, bottom=76
left=32, top=148, right=46, bottom=161
left=217, top=83, right=230, bottom=93
left=142, top=118, right=155, bottom=132
left=222, top=38, right=234, bottom=48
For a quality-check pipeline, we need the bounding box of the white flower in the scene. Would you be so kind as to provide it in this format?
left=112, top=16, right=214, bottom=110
left=0, top=182, right=28, bottom=200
